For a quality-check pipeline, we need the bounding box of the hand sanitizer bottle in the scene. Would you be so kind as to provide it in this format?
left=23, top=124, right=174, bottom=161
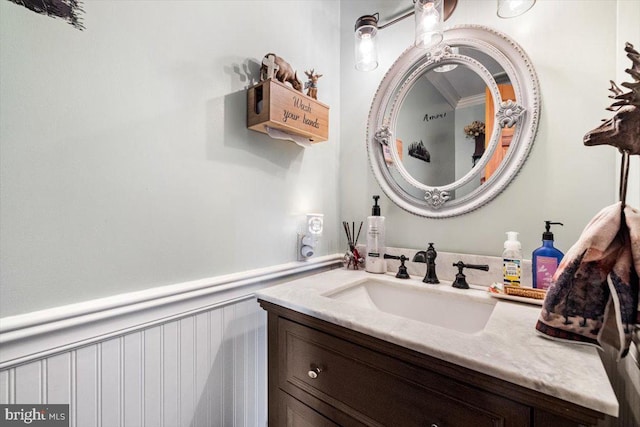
left=532, top=221, right=564, bottom=289
left=365, top=195, right=386, bottom=274
left=503, top=231, right=522, bottom=286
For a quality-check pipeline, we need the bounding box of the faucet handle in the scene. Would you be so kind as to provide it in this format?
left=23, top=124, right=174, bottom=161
left=384, top=254, right=410, bottom=279
left=452, top=261, right=489, bottom=289
left=459, top=262, right=489, bottom=272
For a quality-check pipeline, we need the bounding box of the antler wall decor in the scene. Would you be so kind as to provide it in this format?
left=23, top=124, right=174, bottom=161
left=584, top=43, right=640, bottom=155
left=584, top=42, right=640, bottom=207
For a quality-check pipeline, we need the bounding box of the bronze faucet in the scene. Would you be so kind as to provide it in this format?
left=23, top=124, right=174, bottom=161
left=412, top=243, right=439, bottom=284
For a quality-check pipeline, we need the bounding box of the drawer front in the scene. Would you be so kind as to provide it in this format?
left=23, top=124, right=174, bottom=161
left=279, top=391, right=340, bottom=427
left=279, top=318, right=530, bottom=427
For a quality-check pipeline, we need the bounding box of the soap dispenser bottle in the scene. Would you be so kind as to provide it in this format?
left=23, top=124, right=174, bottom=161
left=532, top=221, right=564, bottom=290
left=503, top=231, right=522, bottom=286
left=365, top=195, right=386, bottom=274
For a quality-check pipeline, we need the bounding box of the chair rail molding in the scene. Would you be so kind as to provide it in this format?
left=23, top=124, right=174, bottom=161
left=0, top=255, right=343, bottom=369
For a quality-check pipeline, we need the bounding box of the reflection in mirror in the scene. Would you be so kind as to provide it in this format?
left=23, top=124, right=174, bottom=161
left=484, top=84, right=516, bottom=183
left=462, top=46, right=518, bottom=184
left=390, top=56, right=514, bottom=201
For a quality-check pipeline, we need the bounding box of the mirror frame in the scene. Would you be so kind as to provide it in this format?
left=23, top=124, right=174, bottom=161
left=367, top=25, right=540, bottom=218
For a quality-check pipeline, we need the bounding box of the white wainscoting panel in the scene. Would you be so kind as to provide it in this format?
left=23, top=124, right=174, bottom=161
left=0, top=296, right=269, bottom=427
left=0, top=256, right=342, bottom=426
left=75, top=345, right=98, bottom=427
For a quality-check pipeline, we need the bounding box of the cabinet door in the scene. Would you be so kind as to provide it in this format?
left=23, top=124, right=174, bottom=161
left=279, top=318, right=530, bottom=427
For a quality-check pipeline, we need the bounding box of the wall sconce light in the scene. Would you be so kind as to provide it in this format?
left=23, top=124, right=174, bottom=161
left=414, top=0, right=444, bottom=49
left=497, top=0, right=536, bottom=18
left=298, top=213, right=324, bottom=260
left=354, top=14, right=380, bottom=72
left=354, top=0, right=456, bottom=72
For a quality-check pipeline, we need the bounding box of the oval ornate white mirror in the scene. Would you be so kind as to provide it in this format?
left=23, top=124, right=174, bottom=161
left=367, top=25, right=540, bottom=218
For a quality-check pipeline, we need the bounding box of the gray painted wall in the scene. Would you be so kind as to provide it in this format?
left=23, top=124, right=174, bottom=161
left=1, top=0, right=638, bottom=317
left=340, top=0, right=626, bottom=259
left=0, top=0, right=341, bottom=316
left=616, top=1, right=640, bottom=209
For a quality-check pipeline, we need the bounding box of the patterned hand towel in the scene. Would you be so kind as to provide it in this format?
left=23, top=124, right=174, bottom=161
left=536, top=202, right=640, bottom=359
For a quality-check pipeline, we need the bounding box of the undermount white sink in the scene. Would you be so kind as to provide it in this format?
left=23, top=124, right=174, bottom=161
left=325, top=278, right=497, bottom=334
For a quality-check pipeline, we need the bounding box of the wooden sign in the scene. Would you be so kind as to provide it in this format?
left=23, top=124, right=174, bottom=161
left=247, top=79, right=329, bottom=143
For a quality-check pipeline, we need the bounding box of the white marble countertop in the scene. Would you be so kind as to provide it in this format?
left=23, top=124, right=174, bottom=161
left=256, top=268, right=618, bottom=417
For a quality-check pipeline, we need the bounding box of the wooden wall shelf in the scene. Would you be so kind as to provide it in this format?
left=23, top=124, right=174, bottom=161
left=247, top=79, right=329, bottom=143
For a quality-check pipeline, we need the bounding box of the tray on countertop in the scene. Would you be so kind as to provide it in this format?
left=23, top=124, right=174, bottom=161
left=488, top=284, right=546, bottom=306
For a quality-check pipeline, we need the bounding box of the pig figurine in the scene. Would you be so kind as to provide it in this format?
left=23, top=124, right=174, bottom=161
left=261, top=53, right=303, bottom=93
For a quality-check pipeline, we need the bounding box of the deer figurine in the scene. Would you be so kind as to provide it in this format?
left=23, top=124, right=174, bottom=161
left=260, top=53, right=303, bottom=93
left=304, top=69, right=323, bottom=100
left=584, top=43, right=640, bottom=155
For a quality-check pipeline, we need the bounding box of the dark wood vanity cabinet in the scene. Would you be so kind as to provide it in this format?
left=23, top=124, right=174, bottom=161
left=260, top=301, right=606, bottom=427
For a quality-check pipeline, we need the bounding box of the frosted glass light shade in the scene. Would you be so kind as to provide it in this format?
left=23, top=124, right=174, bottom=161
left=355, top=17, right=379, bottom=71
left=497, top=0, right=536, bottom=18
left=415, top=0, right=443, bottom=49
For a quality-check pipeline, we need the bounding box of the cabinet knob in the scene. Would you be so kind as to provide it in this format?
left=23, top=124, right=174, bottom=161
left=307, top=366, right=322, bottom=379
left=430, top=424, right=439, bottom=427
